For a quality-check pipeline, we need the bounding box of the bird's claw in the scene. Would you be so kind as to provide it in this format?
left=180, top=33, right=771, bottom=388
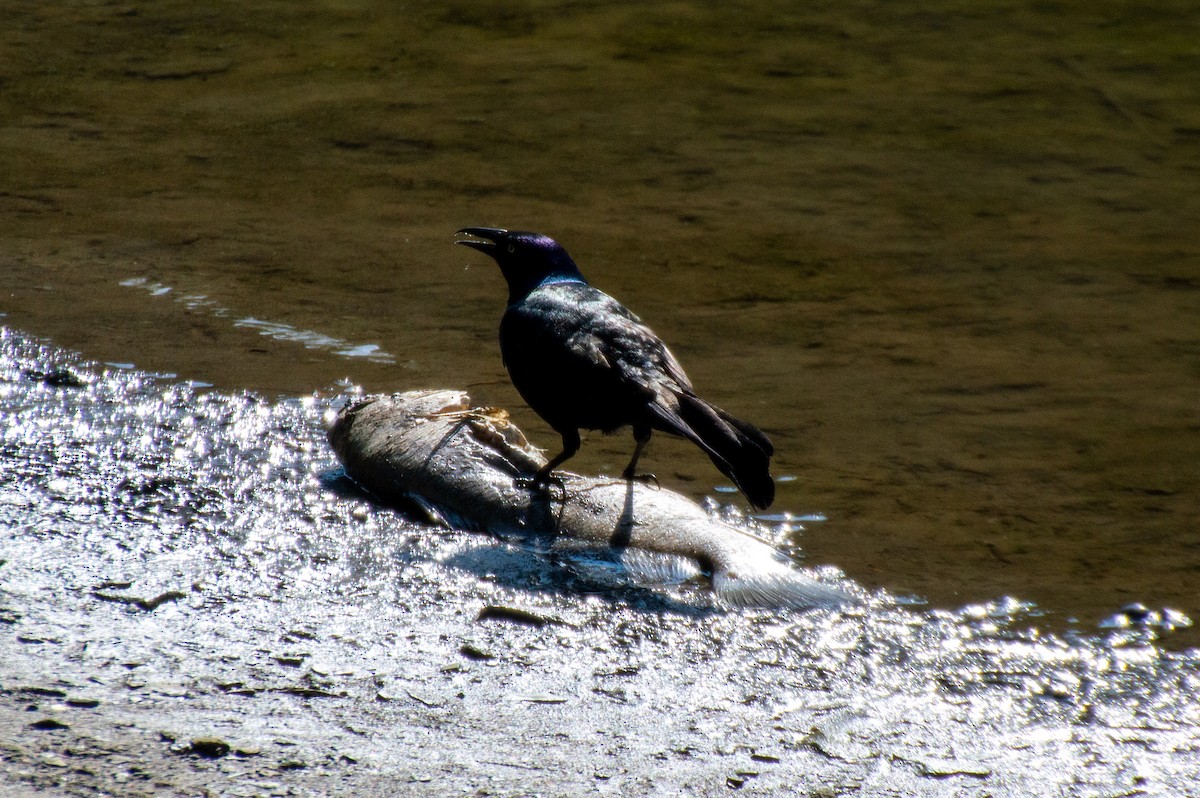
left=622, top=470, right=660, bottom=489
left=517, top=470, right=567, bottom=500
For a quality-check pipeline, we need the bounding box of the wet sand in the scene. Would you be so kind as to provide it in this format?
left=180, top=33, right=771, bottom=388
left=2, top=1, right=1198, bottom=641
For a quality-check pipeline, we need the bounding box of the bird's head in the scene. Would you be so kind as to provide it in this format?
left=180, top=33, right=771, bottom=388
left=456, top=227, right=586, bottom=303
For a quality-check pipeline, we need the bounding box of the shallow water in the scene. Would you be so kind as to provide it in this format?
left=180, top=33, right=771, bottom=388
left=2, top=1, right=1199, bottom=642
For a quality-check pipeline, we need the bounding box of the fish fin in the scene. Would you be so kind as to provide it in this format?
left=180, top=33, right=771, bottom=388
left=404, top=493, right=475, bottom=530
left=711, top=558, right=857, bottom=610
left=552, top=542, right=703, bottom=588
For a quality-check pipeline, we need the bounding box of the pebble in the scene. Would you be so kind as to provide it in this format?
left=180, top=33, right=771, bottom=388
left=188, top=737, right=231, bottom=759
left=29, top=718, right=70, bottom=731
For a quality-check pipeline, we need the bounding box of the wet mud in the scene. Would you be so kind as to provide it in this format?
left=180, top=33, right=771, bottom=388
left=3, top=330, right=1198, bottom=796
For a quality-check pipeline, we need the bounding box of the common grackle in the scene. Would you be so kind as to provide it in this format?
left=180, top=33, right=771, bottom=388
left=456, top=227, right=775, bottom=510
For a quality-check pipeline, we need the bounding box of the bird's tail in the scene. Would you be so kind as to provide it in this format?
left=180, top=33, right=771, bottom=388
left=666, top=392, right=775, bottom=510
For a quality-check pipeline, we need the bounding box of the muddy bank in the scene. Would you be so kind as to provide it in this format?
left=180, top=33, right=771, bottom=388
left=2, top=329, right=1197, bottom=796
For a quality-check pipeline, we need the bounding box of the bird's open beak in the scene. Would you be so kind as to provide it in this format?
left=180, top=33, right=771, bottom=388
left=455, top=227, right=506, bottom=253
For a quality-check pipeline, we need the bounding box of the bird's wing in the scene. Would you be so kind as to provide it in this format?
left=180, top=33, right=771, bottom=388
left=504, top=283, right=694, bottom=400
left=568, top=289, right=695, bottom=396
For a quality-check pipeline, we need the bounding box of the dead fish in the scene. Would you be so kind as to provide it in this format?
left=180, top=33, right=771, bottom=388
left=328, top=389, right=854, bottom=610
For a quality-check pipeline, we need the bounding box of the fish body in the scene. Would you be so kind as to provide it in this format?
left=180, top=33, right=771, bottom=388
left=329, top=390, right=852, bottom=610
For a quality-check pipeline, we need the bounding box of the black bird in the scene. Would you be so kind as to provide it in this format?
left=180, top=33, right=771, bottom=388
left=456, top=227, right=775, bottom=510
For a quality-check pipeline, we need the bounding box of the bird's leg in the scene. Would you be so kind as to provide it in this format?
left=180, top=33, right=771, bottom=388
left=530, top=429, right=580, bottom=490
left=622, top=426, right=659, bottom=487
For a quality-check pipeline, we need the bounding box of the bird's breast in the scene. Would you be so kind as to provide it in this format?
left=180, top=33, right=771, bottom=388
left=499, top=303, right=650, bottom=434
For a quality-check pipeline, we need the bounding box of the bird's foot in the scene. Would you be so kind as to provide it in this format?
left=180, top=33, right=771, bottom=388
left=621, top=470, right=660, bottom=489
left=517, top=470, right=567, bottom=501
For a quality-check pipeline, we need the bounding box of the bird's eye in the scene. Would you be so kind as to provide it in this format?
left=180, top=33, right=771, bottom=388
left=507, top=244, right=516, bottom=253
